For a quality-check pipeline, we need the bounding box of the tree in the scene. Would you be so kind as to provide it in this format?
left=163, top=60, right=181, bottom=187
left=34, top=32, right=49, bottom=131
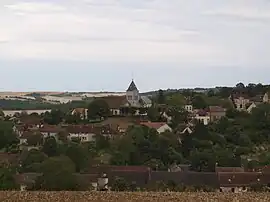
left=65, top=114, right=81, bottom=124
left=111, top=177, right=130, bottom=191
left=207, top=89, right=215, bottom=97
left=65, top=143, right=89, bottom=172
left=192, top=95, right=207, bottom=109
left=87, top=99, right=110, bottom=120
left=34, top=156, right=78, bottom=191
left=95, top=134, right=110, bottom=151
left=169, top=107, right=189, bottom=129
left=26, top=132, right=43, bottom=146
left=21, top=149, right=47, bottom=172
left=147, top=107, right=160, bottom=122
left=0, top=165, right=17, bottom=190
left=157, top=89, right=165, bottom=104
left=43, top=109, right=64, bottom=125
left=42, top=137, right=59, bottom=157
left=0, top=121, right=19, bottom=151
left=236, top=82, right=245, bottom=89
left=166, top=93, right=186, bottom=107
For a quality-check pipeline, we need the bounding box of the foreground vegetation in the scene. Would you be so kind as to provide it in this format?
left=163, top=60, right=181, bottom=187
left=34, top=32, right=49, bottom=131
left=1, top=191, right=270, bottom=202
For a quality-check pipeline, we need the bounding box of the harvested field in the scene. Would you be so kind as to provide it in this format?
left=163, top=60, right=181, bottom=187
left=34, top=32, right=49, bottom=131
left=0, top=192, right=270, bottom=202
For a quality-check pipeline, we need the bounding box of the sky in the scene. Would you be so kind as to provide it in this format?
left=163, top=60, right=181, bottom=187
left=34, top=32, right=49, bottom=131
left=0, top=0, right=270, bottom=92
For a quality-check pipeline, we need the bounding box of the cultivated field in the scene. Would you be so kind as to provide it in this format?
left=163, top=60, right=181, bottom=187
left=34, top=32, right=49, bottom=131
left=1, top=192, right=270, bottom=202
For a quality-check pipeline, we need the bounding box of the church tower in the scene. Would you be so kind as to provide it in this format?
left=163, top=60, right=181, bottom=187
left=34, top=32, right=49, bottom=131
left=126, top=80, right=140, bottom=107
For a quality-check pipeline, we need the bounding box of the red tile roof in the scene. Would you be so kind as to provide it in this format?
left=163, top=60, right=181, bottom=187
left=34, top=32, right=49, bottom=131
left=140, top=122, right=167, bottom=129
left=65, top=124, right=117, bottom=135
left=216, top=167, right=244, bottom=173
left=39, top=125, right=64, bottom=133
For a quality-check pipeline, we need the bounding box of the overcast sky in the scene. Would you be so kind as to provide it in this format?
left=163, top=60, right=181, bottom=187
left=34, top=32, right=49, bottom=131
left=0, top=0, right=270, bottom=92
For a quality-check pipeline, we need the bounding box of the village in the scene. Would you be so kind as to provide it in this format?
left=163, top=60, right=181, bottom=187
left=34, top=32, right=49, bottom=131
left=1, top=81, right=270, bottom=193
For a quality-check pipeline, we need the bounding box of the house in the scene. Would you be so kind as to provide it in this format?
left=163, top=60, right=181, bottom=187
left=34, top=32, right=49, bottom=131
left=65, top=124, right=117, bottom=142
left=263, top=92, right=269, bottom=103
left=19, top=131, right=32, bottom=145
left=194, top=110, right=210, bottom=125
left=218, top=172, right=270, bottom=193
left=71, top=108, right=88, bottom=119
left=231, top=92, right=270, bottom=112
left=160, top=111, right=172, bottom=123
left=66, top=125, right=97, bottom=142
left=140, top=122, right=172, bottom=134
left=246, top=102, right=257, bottom=113
left=96, top=117, right=135, bottom=133
left=88, top=165, right=151, bottom=188
left=209, top=106, right=226, bottom=122
left=150, top=171, right=219, bottom=189
left=14, top=173, right=42, bottom=191
left=175, top=123, right=193, bottom=135
left=39, top=125, right=64, bottom=139
left=184, top=104, right=193, bottom=113
left=230, top=94, right=250, bottom=111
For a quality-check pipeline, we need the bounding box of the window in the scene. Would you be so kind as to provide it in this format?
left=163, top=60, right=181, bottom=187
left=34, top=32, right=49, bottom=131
left=127, top=96, right=132, bottom=100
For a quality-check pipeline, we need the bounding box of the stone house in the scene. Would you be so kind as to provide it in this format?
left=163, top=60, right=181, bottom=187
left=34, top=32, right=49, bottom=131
left=71, top=108, right=88, bottom=119
left=65, top=124, right=118, bottom=142
left=231, top=94, right=250, bottom=111
left=39, top=125, right=64, bottom=139
left=209, top=106, right=226, bottom=122
left=184, top=104, right=193, bottom=113
left=193, top=110, right=210, bottom=125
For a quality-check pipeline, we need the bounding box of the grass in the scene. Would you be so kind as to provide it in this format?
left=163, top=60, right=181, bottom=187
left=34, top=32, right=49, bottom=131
left=1, top=191, right=270, bottom=202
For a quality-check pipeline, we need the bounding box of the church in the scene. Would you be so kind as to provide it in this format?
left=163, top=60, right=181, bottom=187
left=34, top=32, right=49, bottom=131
left=124, top=80, right=152, bottom=108
left=94, top=80, right=152, bottom=116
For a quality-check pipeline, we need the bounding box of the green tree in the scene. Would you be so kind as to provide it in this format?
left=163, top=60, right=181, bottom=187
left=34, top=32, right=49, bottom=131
left=192, top=95, right=207, bottom=109
left=87, top=99, right=110, bottom=120
left=166, top=93, right=186, bottom=107
left=65, top=142, right=89, bottom=172
left=34, top=156, right=78, bottom=191
left=65, top=113, right=81, bottom=124
left=43, top=109, right=64, bottom=125
left=21, top=149, right=47, bottom=172
left=147, top=107, right=160, bottom=122
left=111, top=177, right=130, bottom=191
left=42, top=137, right=59, bottom=157
left=26, top=132, right=43, bottom=146
left=157, top=89, right=165, bottom=104
left=0, top=121, right=18, bottom=151
left=0, top=165, right=17, bottom=190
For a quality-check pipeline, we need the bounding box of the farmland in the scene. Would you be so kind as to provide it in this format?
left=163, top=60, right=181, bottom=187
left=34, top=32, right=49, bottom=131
left=1, top=192, right=270, bottom=202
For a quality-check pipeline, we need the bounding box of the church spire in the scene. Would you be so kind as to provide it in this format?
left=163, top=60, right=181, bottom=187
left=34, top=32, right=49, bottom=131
left=127, top=80, right=138, bottom=91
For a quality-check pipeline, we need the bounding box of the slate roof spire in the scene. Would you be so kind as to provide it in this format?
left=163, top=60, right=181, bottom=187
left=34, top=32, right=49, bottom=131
left=127, top=80, right=138, bottom=91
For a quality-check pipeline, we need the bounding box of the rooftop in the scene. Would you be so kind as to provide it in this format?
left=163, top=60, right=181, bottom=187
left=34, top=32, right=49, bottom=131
left=127, top=80, right=138, bottom=92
